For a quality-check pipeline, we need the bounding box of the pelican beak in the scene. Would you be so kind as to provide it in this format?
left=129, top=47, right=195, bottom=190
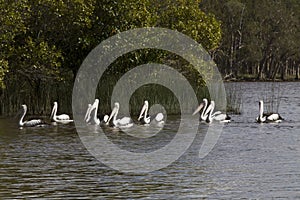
left=192, top=103, right=204, bottom=115
left=50, top=104, right=55, bottom=119
left=138, top=104, right=147, bottom=121
left=14, top=108, right=23, bottom=119
left=84, top=104, right=92, bottom=122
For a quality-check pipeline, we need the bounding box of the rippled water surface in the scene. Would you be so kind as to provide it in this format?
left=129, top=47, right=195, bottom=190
left=0, top=82, right=299, bottom=199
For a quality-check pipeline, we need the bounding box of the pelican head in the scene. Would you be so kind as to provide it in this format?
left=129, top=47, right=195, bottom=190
left=22, top=104, right=27, bottom=110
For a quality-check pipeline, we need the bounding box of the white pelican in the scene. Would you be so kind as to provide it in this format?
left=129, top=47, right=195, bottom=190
left=193, top=99, right=231, bottom=123
left=106, top=102, right=133, bottom=128
left=50, top=102, right=73, bottom=123
left=256, top=100, right=283, bottom=123
left=138, top=100, right=164, bottom=125
left=19, top=105, right=45, bottom=127
left=86, top=99, right=109, bottom=125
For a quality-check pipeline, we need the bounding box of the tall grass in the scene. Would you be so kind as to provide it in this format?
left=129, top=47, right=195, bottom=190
left=260, top=83, right=283, bottom=113
left=225, top=83, right=243, bottom=114
left=0, top=76, right=73, bottom=116
left=2, top=72, right=239, bottom=117
left=96, top=74, right=210, bottom=115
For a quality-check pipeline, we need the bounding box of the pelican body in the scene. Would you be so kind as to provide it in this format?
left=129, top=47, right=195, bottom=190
left=256, top=100, right=283, bottom=123
left=138, top=100, right=164, bottom=125
left=19, top=105, right=45, bottom=127
left=50, top=102, right=73, bottom=123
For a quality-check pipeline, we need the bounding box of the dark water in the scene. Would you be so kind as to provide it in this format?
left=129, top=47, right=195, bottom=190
left=0, top=82, right=299, bottom=199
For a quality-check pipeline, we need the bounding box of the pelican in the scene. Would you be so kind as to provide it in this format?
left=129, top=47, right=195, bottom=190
left=256, top=100, right=283, bottom=123
left=193, top=99, right=231, bottom=123
left=106, top=102, right=133, bottom=128
left=50, top=102, right=73, bottom=123
left=19, top=104, right=45, bottom=127
left=86, top=99, right=109, bottom=125
left=138, top=100, right=164, bottom=125
left=205, top=101, right=231, bottom=123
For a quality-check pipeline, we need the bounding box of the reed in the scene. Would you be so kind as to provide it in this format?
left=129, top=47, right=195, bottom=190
left=1, top=72, right=212, bottom=117
left=261, top=83, right=283, bottom=113
left=225, top=83, right=243, bottom=114
left=96, top=74, right=209, bottom=115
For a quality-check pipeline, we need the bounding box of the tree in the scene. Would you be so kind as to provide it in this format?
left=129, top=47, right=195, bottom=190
left=0, top=0, right=29, bottom=88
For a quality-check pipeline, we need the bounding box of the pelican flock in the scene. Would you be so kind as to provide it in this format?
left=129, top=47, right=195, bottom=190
left=138, top=100, right=164, bottom=125
left=19, top=105, right=45, bottom=127
left=50, top=102, right=73, bottom=124
left=18, top=98, right=285, bottom=128
left=256, top=100, right=283, bottom=123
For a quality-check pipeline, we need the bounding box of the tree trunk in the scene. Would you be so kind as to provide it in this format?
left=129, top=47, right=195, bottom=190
left=296, top=64, right=299, bottom=80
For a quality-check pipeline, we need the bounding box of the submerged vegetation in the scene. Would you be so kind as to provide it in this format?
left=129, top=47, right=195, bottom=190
left=0, top=0, right=299, bottom=115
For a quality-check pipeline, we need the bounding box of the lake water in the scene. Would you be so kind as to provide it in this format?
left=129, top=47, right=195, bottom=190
left=0, top=82, right=299, bottom=199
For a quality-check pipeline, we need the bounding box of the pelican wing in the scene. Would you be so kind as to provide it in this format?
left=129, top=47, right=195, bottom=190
left=155, top=113, right=164, bottom=122
left=211, top=111, right=222, bottom=118
left=25, top=119, right=43, bottom=127
left=119, top=117, right=131, bottom=125
left=266, top=113, right=281, bottom=121
left=115, top=117, right=133, bottom=128
left=213, top=113, right=231, bottom=122
left=56, top=114, right=70, bottom=120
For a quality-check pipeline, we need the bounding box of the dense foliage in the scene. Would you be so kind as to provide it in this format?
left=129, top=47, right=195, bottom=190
left=1, top=0, right=299, bottom=115
left=0, top=0, right=221, bottom=115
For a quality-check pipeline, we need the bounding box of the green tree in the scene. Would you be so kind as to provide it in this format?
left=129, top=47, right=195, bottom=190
left=0, top=0, right=29, bottom=88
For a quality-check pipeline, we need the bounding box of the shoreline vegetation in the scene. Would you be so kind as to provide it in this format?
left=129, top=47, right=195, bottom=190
left=0, top=1, right=299, bottom=116
left=224, top=77, right=300, bottom=82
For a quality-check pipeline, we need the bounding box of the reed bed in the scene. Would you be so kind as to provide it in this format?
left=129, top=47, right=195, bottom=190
left=225, top=83, right=243, bottom=114
left=2, top=68, right=244, bottom=117
left=260, top=83, right=283, bottom=113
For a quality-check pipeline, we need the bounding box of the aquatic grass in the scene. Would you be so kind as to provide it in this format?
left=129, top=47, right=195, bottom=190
left=225, top=83, right=243, bottom=114
left=96, top=74, right=210, bottom=115
left=261, top=83, right=283, bottom=113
